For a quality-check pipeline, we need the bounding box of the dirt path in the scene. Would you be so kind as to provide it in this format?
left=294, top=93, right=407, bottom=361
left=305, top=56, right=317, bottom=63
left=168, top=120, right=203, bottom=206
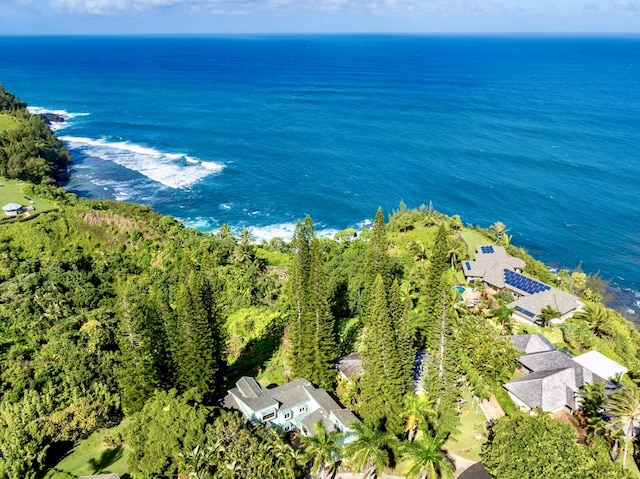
left=478, top=395, right=504, bottom=422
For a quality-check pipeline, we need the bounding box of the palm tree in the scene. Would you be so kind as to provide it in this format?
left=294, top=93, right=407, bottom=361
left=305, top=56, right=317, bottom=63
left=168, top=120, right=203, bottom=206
left=603, top=384, right=640, bottom=467
left=403, top=394, right=435, bottom=443
left=448, top=215, right=462, bottom=232
left=399, top=434, right=453, bottom=479
left=573, top=303, right=614, bottom=337
left=445, top=237, right=465, bottom=270
left=538, top=305, right=561, bottom=327
left=301, top=422, right=344, bottom=479
left=343, top=421, right=395, bottom=479
left=489, top=221, right=509, bottom=242
left=490, top=302, right=514, bottom=333
left=577, top=381, right=607, bottom=435
left=216, top=223, right=231, bottom=239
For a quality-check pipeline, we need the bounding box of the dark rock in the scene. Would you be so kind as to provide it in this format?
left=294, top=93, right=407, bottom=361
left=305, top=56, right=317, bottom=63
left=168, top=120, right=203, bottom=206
left=38, top=113, right=65, bottom=125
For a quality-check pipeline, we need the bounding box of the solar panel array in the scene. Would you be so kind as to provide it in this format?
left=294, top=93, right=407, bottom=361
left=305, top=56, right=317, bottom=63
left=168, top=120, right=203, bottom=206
left=480, top=245, right=495, bottom=254
left=503, top=269, right=551, bottom=294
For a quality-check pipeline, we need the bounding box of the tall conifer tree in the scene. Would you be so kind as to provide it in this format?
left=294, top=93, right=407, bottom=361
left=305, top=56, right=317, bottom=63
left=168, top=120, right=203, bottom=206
left=364, top=207, right=391, bottom=307
left=308, top=237, right=337, bottom=388
left=419, top=223, right=449, bottom=347
left=389, top=280, right=415, bottom=391
left=173, top=269, right=226, bottom=401
left=359, top=275, right=407, bottom=435
left=288, top=216, right=336, bottom=384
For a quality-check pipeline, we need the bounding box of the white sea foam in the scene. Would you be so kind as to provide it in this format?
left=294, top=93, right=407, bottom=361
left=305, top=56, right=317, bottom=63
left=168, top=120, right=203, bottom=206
left=248, top=223, right=338, bottom=243
left=27, top=106, right=90, bottom=131
left=183, top=216, right=216, bottom=230
left=60, top=136, right=224, bottom=189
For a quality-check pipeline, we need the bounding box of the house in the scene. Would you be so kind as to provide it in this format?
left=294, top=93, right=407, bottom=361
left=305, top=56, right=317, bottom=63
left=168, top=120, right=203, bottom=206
left=462, top=245, right=525, bottom=287
left=463, top=245, right=583, bottom=324
left=2, top=202, right=23, bottom=217
left=503, top=334, right=626, bottom=413
left=223, top=377, right=359, bottom=442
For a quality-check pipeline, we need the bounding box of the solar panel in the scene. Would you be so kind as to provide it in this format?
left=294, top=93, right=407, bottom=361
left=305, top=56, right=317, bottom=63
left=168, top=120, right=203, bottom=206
left=503, top=269, right=551, bottom=295
left=515, top=306, right=536, bottom=318
left=465, top=261, right=471, bottom=270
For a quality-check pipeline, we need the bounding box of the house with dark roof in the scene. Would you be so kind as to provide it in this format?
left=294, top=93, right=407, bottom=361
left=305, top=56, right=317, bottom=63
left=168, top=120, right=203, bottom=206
left=223, top=377, right=359, bottom=442
left=503, top=334, right=626, bottom=413
left=463, top=245, right=583, bottom=324
left=336, top=352, right=362, bottom=380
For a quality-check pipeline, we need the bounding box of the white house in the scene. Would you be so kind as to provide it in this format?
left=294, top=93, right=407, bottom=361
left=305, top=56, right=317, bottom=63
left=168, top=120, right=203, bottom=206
left=223, top=377, right=359, bottom=443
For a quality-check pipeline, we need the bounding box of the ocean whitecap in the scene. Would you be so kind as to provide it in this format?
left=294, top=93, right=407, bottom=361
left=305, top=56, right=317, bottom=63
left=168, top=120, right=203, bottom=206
left=60, top=135, right=224, bottom=189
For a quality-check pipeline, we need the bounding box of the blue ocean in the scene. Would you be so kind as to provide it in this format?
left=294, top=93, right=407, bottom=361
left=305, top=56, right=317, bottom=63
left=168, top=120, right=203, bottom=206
left=0, top=35, right=638, bottom=314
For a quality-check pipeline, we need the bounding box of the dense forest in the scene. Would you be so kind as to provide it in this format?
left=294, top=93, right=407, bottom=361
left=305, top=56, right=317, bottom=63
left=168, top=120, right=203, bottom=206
left=0, top=85, right=71, bottom=183
left=1, top=85, right=640, bottom=479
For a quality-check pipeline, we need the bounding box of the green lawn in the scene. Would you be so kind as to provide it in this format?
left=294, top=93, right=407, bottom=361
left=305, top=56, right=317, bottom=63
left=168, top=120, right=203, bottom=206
left=460, top=229, right=491, bottom=260
left=445, top=387, right=488, bottom=461
left=53, top=421, right=131, bottom=478
left=0, top=114, right=18, bottom=132
left=0, top=178, right=57, bottom=220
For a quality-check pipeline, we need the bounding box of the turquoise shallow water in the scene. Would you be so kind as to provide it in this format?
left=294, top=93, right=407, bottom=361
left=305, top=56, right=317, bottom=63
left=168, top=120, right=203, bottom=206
left=0, top=35, right=638, bottom=314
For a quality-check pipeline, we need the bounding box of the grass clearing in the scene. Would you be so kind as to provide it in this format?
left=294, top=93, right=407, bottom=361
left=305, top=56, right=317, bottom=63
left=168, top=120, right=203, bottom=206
left=445, top=386, right=488, bottom=462
left=460, top=228, right=491, bottom=259
left=0, top=178, right=57, bottom=221
left=53, top=420, right=131, bottom=478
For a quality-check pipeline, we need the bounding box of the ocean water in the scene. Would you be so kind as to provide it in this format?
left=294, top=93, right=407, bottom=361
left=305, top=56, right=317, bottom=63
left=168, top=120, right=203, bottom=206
left=0, top=35, right=638, bottom=314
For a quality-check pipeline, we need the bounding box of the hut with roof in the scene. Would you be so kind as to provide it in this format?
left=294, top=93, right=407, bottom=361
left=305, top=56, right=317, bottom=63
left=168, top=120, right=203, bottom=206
left=2, top=202, right=23, bottom=217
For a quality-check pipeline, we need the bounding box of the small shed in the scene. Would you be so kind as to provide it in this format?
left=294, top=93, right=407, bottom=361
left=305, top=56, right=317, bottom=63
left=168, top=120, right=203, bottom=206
left=2, top=202, right=23, bottom=217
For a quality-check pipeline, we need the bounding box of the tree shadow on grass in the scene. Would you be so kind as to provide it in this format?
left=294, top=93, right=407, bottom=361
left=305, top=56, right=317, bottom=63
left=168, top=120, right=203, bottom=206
left=87, top=446, right=123, bottom=474
left=226, top=329, right=282, bottom=387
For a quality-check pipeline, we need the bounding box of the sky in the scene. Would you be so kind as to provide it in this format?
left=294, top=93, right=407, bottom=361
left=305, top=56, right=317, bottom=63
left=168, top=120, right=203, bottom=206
left=1, top=0, right=639, bottom=35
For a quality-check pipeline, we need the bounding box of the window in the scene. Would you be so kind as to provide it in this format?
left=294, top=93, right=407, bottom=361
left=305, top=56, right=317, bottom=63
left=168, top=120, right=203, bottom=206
left=299, top=406, right=307, bottom=413
left=262, top=412, right=275, bottom=421
left=284, top=411, right=292, bottom=420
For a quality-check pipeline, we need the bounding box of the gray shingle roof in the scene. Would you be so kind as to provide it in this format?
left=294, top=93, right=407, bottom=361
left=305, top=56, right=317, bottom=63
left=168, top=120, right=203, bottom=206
left=510, top=334, right=555, bottom=355
left=300, top=408, right=335, bottom=434
left=504, top=338, right=605, bottom=412
left=331, top=408, right=359, bottom=428
left=509, top=288, right=580, bottom=317
left=336, top=353, right=362, bottom=378
left=463, top=245, right=525, bottom=287
left=518, top=350, right=577, bottom=373
left=504, top=367, right=581, bottom=411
